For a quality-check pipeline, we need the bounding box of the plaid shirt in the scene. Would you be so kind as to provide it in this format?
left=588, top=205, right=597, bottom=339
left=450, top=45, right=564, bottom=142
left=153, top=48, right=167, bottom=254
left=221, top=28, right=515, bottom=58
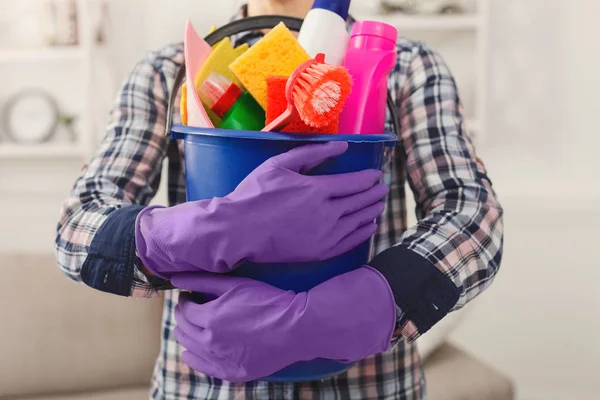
left=55, top=8, right=503, bottom=400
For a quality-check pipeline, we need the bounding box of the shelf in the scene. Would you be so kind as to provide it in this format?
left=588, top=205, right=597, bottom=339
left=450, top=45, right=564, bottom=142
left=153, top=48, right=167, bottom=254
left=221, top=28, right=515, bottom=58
left=0, top=47, right=84, bottom=63
left=0, top=143, right=85, bottom=159
left=359, top=14, right=482, bottom=31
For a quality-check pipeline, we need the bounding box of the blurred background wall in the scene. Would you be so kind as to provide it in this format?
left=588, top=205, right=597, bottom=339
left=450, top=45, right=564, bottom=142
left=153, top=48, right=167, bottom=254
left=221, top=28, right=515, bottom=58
left=0, top=1, right=598, bottom=399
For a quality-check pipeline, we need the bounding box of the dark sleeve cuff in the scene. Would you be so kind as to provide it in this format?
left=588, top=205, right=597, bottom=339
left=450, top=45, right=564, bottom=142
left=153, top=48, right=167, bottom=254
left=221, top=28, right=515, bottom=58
left=368, top=246, right=460, bottom=335
left=81, top=205, right=169, bottom=296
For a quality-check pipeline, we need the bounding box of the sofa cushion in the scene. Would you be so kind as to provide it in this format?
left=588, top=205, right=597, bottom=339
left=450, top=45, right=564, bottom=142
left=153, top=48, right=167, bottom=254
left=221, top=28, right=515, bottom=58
left=424, top=344, right=515, bottom=400
left=416, top=309, right=468, bottom=361
left=0, top=254, right=163, bottom=398
left=15, top=387, right=150, bottom=400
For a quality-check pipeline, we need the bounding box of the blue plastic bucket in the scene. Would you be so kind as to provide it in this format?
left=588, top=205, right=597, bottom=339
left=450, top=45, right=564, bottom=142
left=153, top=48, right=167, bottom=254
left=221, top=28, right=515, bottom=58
left=171, top=124, right=396, bottom=382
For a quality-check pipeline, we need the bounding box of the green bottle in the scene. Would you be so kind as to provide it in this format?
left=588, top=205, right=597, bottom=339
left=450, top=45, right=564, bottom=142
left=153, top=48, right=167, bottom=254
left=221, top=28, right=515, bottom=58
left=199, top=72, right=265, bottom=131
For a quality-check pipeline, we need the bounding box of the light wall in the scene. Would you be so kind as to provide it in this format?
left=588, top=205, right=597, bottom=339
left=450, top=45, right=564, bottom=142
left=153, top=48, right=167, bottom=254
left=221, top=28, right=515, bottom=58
left=450, top=3, right=600, bottom=400
left=105, top=0, right=239, bottom=82
left=1, top=1, right=599, bottom=399
left=0, top=0, right=240, bottom=252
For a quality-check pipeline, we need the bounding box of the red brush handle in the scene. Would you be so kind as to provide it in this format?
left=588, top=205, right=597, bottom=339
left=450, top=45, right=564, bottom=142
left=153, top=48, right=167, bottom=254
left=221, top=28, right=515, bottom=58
left=262, top=105, right=298, bottom=132
left=262, top=54, right=326, bottom=132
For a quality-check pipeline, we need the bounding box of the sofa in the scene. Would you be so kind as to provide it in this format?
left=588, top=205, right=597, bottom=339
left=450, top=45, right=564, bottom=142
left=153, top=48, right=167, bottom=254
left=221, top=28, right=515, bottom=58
left=0, top=254, right=514, bottom=400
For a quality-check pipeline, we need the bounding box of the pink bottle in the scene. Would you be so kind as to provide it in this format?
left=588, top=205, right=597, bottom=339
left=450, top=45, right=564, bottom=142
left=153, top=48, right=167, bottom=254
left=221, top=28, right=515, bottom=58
left=339, top=21, right=398, bottom=134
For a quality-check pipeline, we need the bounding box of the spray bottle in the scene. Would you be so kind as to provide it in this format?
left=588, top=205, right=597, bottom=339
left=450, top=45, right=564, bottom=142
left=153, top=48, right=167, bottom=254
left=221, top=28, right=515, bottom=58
left=198, top=72, right=265, bottom=131
left=339, top=21, right=398, bottom=134
left=297, top=0, right=351, bottom=66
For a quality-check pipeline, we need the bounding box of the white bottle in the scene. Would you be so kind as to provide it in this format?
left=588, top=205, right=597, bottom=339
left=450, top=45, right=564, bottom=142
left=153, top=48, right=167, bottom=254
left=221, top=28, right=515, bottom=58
left=297, top=0, right=351, bottom=66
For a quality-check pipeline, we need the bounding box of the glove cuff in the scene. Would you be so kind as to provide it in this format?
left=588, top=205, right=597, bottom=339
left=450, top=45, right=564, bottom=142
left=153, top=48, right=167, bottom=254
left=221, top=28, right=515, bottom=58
left=135, top=205, right=172, bottom=280
left=301, top=266, right=397, bottom=363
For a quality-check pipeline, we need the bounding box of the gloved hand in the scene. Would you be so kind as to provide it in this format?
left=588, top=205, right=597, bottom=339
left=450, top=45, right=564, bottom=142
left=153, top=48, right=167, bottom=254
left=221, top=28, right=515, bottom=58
left=135, top=142, right=388, bottom=279
left=171, top=268, right=396, bottom=382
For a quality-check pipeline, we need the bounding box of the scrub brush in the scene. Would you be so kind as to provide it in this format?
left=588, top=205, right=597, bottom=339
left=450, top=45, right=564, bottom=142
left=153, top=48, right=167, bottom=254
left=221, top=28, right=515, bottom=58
left=262, top=53, right=352, bottom=132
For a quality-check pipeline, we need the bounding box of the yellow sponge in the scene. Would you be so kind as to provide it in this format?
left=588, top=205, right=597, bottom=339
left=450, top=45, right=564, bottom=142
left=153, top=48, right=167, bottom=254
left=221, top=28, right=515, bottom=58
left=194, top=38, right=247, bottom=90
left=229, top=22, right=310, bottom=109
left=180, top=82, right=188, bottom=125
left=180, top=36, right=249, bottom=126
left=193, top=38, right=249, bottom=126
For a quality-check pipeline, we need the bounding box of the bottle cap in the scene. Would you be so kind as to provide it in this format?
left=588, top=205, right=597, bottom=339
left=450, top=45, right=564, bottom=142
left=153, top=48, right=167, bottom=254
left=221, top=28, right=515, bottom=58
left=312, top=0, right=351, bottom=21
left=198, top=72, right=242, bottom=118
left=351, top=21, right=398, bottom=44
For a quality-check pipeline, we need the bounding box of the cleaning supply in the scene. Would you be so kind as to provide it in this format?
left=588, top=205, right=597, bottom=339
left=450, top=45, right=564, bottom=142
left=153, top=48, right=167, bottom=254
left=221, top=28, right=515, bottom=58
left=292, top=56, right=352, bottom=127
left=266, top=76, right=338, bottom=134
left=193, top=38, right=248, bottom=97
left=229, top=22, right=311, bottom=109
left=262, top=53, right=352, bottom=132
left=297, top=0, right=351, bottom=66
left=180, top=27, right=249, bottom=127
left=339, top=21, right=398, bottom=134
left=184, top=21, right=214, bottom=128
left=181, top=26, right=216, bottom=126
left=198, top=72, right=265, bottom=131
left=194, top=37, right=249, bottom=126
left=180, top=83, right=188, bottom=125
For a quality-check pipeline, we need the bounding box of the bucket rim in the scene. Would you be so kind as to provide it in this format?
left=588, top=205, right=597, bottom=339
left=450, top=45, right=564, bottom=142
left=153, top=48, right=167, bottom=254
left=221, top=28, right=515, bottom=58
left=171, top=124, right=397, bottom=144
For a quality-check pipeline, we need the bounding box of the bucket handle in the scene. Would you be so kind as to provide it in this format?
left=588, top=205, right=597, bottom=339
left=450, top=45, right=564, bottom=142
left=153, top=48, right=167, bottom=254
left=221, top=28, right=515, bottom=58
left=165, top=15, right=401, bottom=139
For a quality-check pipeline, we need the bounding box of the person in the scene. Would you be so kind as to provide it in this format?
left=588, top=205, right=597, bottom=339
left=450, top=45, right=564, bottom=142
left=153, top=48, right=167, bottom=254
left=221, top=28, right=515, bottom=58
left=55, top=0, right=504, bottom=399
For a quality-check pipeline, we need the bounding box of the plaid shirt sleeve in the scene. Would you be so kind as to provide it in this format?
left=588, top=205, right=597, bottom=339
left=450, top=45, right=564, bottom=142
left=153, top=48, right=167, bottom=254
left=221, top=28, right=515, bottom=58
left=370, top=43, right=504, bottom=342
left=54, top=46, right=182, bottom=298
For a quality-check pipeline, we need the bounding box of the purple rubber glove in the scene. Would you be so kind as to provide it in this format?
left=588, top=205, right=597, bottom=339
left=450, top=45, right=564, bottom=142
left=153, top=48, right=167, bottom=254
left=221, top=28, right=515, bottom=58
left=135, top=142, right=388, bottom=279
left=171, top=268, right=396, bottom=382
